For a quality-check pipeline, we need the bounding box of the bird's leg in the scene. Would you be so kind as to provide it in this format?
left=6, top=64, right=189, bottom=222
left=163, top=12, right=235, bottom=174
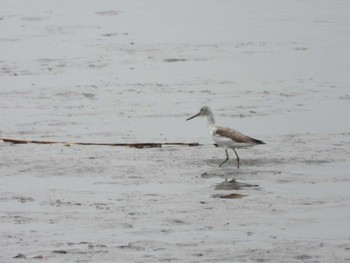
left=233, top=149, right=240, bottom=169
left=219, top=149, right=229, bottom=167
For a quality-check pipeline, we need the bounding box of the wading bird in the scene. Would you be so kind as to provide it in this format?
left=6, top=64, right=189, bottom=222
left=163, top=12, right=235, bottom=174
left=186, top=106, right=265, bottom=168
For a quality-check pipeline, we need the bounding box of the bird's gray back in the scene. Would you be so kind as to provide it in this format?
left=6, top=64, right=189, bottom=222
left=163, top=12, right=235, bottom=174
left=214, top=126, right=264, bottom=145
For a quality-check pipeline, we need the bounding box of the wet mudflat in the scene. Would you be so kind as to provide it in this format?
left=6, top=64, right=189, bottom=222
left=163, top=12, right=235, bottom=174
left=1, top=1, right=350, bottom=262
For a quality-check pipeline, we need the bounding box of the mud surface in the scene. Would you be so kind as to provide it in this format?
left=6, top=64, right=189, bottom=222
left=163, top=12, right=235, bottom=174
left=1, top=1, right=350, bottom=262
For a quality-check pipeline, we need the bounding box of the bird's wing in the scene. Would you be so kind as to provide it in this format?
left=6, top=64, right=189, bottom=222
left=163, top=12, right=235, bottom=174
left=214, top=126, right=264, bottom=144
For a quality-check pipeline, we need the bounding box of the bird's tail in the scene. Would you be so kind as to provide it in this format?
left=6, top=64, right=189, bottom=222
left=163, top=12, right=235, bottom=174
left=252, top=138, right=265, bottom=144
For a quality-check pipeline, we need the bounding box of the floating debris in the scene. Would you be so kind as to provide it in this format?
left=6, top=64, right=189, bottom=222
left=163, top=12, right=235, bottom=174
left=0, top=137, right=200, bottom=149
left=52, top=250, right=67, bottom=254
left=13, top=253, right=26, bottom=259
left=212, top=193, right=247, bottom=199
left=163, top=58, right=187, bottom=62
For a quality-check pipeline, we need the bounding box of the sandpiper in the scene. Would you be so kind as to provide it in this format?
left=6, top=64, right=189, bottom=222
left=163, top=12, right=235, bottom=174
left=186, top=106, right=265, bottom=168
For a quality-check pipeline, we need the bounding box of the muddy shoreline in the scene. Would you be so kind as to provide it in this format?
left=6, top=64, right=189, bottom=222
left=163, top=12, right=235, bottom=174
left=1, top=1, right=350, bottom=262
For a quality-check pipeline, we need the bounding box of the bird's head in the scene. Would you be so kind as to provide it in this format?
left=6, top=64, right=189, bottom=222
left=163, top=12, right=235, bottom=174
left=186, top=106, right=212, bottom=121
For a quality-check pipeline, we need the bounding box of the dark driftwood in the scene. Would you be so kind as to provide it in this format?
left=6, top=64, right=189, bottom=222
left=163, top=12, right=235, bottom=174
left=0, top=137, right=201, bottom=148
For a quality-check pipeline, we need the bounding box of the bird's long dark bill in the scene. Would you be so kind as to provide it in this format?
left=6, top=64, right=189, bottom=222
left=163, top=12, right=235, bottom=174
left=186, top=112, right=200, bottom=121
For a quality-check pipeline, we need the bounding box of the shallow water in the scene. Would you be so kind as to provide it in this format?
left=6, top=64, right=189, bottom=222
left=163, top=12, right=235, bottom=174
left=1, top=1, right=350, bottom=262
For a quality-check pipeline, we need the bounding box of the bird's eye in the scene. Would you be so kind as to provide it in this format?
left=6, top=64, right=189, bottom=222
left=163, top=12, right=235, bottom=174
left=200, top=108, right=203, bottom=112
